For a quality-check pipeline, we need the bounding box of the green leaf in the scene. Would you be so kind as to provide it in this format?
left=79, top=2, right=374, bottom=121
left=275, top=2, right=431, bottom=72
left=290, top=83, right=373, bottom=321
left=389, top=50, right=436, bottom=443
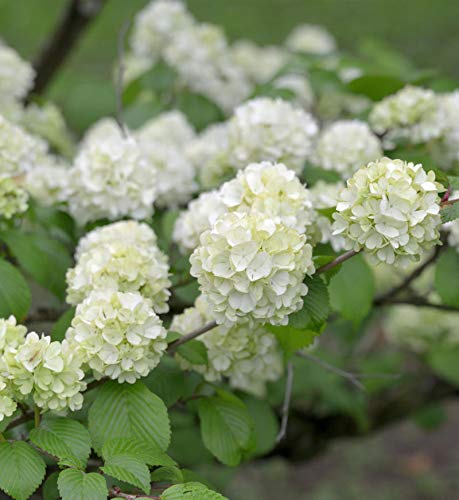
left=177, top=340, right=208, bottom=365
left=29, top=416, right=91, bottom=469
left=435, top=248, right=459, bottom=307
left=50, top=307, right=75, bottom=342
left=242, top=396, right=279, bottom=457
left=197, top=391, right=253, bottom=466
left=143, top=357, right=187, bottom=407
left=329, top=254, right=375, bottom=325
left=57, top=469, right=108, bottom=500
left=42, top=471, right=60, bottom=500
left=102, top=438, right=176, bottom=467
left=88, top=381, right=170, bottom=454
left=427, top=344, right=459, bottom=387
left=0, top=441, right=46, bottom=500
left=176, top=91, right=224, bottom=131
left=151, top=465, right=184, bottom=485
left=0, top=257, right=31, bottom=320
left=161, top=482, right=228, bottom=500
left=266, top=324, right=322, bottom=358
left=1, top=230, right=72, bottom=300
left=101, top=455, right=150, bottom=494
left=288, top=275, right=330, bottom=330
left=346, top=74, right=405, bottom=100
left=448, top=175, right=459, bottom=190
left=441, top=203, right=459, bottom=223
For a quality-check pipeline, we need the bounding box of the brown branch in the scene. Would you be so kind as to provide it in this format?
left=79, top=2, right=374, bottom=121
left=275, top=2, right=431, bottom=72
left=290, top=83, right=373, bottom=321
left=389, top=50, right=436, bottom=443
left=441, top=197, right=459, bottom=207
left=376, top=296, right=459, bottom=312
left=109, top=487, right=159, bottom=499
left=167, top=321, right=218, bottom=350
left=29, top=0, right=108, bottom=96
left=5, top=411, right=34, bottom=431
left=316, top=249, right=359, bottom=275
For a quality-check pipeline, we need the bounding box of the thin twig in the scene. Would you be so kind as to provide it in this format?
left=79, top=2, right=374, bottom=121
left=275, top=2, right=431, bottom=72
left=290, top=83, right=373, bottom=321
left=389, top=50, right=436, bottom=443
left=168, top=321, right=218, bottom=350
left=441, top=197, right=459, bottom=207
left=33, top=406, right=41, bottom=428
left=5, top=412, right=34, bottom=431
left=276, top=361, right=294, bottom=443
left=109, top=487, right=159, bottom=499
left=316, top=249, right=359, bottom=275
left=376, top=297, right=459, bottom=312
left=115, top=19, right=131, bottom=136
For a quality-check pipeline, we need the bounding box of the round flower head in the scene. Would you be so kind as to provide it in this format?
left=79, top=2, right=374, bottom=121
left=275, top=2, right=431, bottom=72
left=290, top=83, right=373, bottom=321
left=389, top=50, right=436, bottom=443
left=136, top=111, right=195, bottom=148
left=272, top=73, right=314, bottom=110
left=67, top=126, right=156, bottom=225
left=130, top=0, right=194, bottom=58
left=24, top=157, right=69, bottom=206
left=385, top=305, right=459, bottom=352
left=136, top=140, right=196, bottom=208
left=66, top=238, right=171, bottom=313
left=66, top=290, right=167, bottom=384
left=0, top=316, right=27, bottom=353
left=186, top=122, right=233, bottom=189
left=313, top=120, right=382, bottom=179
left=171, top=296, right=283, bottom=396
left=79, top=117, right=123, bottom=149
left=219, top=161, right=319, bottom=237
left=369, top=86, right=444, bottom=146
left=190, top=210, right=314, bottom=326
left=0, top=115, right=48, bottom=176
left=0, top=384, right=16, bottom=422
left=0, top=175, right=28, bottom=219
left=285, top=24, right=336, bottom=55
left=173, top=191, right=226, bottom=254
left=228, top=97, right=318, bottom=174
left=0, top=43, right=35, bottom=103
left=332, top=158, right=442, bottom=266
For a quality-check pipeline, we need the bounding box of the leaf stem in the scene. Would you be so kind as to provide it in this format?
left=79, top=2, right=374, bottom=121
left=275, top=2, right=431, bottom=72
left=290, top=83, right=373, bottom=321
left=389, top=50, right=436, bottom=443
left=34, top=406, right=40, bottom=428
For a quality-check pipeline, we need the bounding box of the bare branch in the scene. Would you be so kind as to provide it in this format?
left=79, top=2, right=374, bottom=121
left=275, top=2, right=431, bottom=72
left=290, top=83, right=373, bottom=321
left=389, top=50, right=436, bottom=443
left=276, top=361, right=294, bottom=443
left=376, top=296, right=459, bottom=312
left=316, top=249, right=359, bottom=275
left=168, top=321, right=218, bottom=350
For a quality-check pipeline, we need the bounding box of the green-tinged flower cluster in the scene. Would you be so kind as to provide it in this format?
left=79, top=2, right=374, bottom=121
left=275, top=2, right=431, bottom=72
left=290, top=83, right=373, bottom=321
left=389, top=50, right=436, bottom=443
left=171, top=296, right=283, bottom=396
left=65, top=290, right=167, bottom=384
left=333, top=158, right=442, bottom=266
left=24, top=157, right=69, bottom=206
left=0, top=175, right=28, bottom=219
left=285, top=23, right=336, bottom=55
left=0, top=43, right=35, bottom=107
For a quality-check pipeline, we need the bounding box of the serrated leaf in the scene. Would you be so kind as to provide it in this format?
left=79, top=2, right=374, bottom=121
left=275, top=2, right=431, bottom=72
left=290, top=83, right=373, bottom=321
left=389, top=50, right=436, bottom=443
left=29, top=416, right=91, bottom=469
left=50, top=307, right=75, bottom=342
left=0, top=257, right=31, bottom=320
left=88, top=381, right=170, bottom=454
left=197, top=391, right=253, bottom=466
left=102, top=455, right=150, bottom=494
left=441, top=203, right=459, bottom=223
left=102, top=438, right=176, bottom=467
left=161, top=482, right=228, bottom=499
left=435, top=248, right=459, bottom=307
left=427, top=344, right=459, bottom=387
left=0, top=441, right=46, bottom=500
left=177, top=340, right=208, bottom=365
left=242, top=396, right=279, bottom=457
left=151, top=465, right=184, bottom=484
left=57, top=469, right=107, bottom=500
left=42, top=471, right=59, bottom=500
left=143, top=357, right=187, bottom=407
left=266, top=324, right=322, bottom=358
left=448, top=175, right=459, bottom=190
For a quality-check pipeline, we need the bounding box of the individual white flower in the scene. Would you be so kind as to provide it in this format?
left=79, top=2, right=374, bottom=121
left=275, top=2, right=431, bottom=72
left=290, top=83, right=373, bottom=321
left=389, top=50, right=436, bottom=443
left=272, top=73, right=314, bottom=110
left=136, top=111, right=195, bottom=148
left=75, top=220, right=158, bottom=260
left=219, top=161, right=318, bottom=236
left=228, top=97, right=318, bottom=174
left=0, top=114, right=48, bottom=176
left=67, top=126, right=156, bottom=225
left=130, top=0, right=194, bottom=58
left=0, top=43, right=35, bottom=103
left=369, top=86, right=444, bottom=146
left=24, top=157, right=70, bottom=206
left=137, top=139, right=196, bottom=208
left=66, top=290, right=167, bottom=384
left=0, top=175, right=28, bottom=219
left=186, top=122, right=233, bottom=189
left=173, top=191, right=226, bottom=254
left=231, top=40, right=286, bottom=84
left=385, top=305, right=459, bottom=352
left=190, top=211, right=314, bottom=326
left=0, top=316, right=27, bottom=353
left=285, top=24, right=336, bottom=55
left=332, top=158, right=442, bottom=266
left=66, top=239, right=171, bottom=313
left=163, top=23, right=251, bottom=113
left=171, top=296, right=283, bottom=396
left=313, top=120, right=382, bottom=179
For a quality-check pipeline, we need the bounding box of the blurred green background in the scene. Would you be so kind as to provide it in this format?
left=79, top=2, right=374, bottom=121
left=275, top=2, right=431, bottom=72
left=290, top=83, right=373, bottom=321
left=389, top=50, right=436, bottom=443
left=1, top=0, right=459, bottom=133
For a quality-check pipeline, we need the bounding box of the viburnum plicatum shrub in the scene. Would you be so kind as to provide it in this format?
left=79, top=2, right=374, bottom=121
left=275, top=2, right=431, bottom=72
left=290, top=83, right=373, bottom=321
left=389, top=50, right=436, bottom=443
left=1, top=1, right=459, bottom=499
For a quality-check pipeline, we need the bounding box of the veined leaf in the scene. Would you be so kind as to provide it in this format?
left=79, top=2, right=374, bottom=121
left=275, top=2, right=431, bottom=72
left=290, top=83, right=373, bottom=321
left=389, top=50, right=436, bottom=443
left=57, top=469, right=107, bottom=500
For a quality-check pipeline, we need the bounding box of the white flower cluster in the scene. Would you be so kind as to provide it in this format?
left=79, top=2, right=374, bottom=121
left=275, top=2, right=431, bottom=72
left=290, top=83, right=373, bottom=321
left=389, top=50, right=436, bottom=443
left=0, top=43, right=35, bottom=108
left=0, top=175, right=28, bottom=219
left=67, top=119, right=156, bottom=225
left=0, top=316, right=86, bottom=420
left=228, top=97, right=318, bottom=174
left=369, top=86, right=444, bottom=146
left=24, top=157, right=70, bottom=206
left=285, top=24, right=336, bottom=55
left=66, top=290, right=167, bottom=384
left=136, top=110, right=195, bottom=147
left=272, top=73, right=315, bottom=110
left=313, top=120, right=382, bottom=179
left=333, top=158, right=442, bottom=266
left=171, top=296, right=283, bottom=396
left=67, top=221, right=171, bottom=313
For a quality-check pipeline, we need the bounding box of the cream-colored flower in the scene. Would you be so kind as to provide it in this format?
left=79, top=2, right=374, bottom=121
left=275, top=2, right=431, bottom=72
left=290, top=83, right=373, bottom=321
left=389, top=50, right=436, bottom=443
left=0, top=175, right=28, bottom=219
left=0, top=43, right=35, bottom=103
left=24, top=157, right=69, bottom=206
left=272, top=73, right=314, bottom=110
left=285, top=24, right=336, bottom=55
left=136, top=111, right=195, bottom=148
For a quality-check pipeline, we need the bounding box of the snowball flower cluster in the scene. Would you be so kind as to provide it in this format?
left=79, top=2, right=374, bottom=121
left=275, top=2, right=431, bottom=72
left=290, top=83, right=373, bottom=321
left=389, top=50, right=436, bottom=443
left=190, top=210, right=314, bottom=326
left=136, top=111, right=195, bottom=148
left=67, top=221, right=170, bottom=313
left=285, top=24, right=336, bottom=55
left=65, top=290, right=167, bottom=384
left=171, top=296, right=283, bottom=396
left=313, top=120, right=382, bottom=179
left=0, top=175, right=28, bottom=219
left=333, top=158, right=442, bottom=266
left=228, top=97, right=318, bottom=174
left=0, top=43, right=35, bottom=104
left=0, top=114, right=48, bottom=176
left=67, top=121, right=156, bottom=225
left=369, top=86, right=444, bottom=146
left=272, top=73, right=314, bottom=110
left=24, top=157, right=69, bottom=206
